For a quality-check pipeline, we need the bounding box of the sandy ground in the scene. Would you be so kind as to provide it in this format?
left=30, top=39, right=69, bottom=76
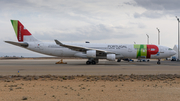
left=0, top=78, right=180, bottom=101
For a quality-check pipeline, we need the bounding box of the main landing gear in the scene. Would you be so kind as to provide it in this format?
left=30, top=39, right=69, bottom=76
left=86, top=58, right=99, bottom=65
left=117, top=59, right=121, bottom=62
left=157, top=59, right=161, bottom=65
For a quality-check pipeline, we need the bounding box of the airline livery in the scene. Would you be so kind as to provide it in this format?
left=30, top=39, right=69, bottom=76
left=5, top=20, right=176, bottom=65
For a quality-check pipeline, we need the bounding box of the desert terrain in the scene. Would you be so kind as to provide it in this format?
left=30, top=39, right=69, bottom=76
left=0, top=74, right=180, bottom=101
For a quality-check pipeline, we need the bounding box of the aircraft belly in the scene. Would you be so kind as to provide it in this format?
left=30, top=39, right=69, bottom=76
left=63, top=49, right=76, bottom=57
left=49, top=48, right=75, bottom=57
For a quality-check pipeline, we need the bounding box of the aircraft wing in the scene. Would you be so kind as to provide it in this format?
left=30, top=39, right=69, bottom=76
left=54, top=39, right=115, bottom=54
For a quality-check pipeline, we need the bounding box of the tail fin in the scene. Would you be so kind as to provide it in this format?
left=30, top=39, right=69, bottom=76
left=11, top=20, right=38, bottom=42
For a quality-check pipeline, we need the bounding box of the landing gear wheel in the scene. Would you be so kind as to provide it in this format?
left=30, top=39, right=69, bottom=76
left=86, top=58, right=98, bottom=65
left=91, top=60, right=96, bottom=65
left=117, top=59, right=121, bottom=62
left=157, top=61, right=160, bottom=65
left=157, top=59, right=161, bottom=65
left=86, top=61, right=91, bottom=65
left=94, top=59, right=99, bottom=64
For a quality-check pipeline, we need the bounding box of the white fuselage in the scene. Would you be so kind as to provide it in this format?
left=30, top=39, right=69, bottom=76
left=26, top=41, right=175, bottom=59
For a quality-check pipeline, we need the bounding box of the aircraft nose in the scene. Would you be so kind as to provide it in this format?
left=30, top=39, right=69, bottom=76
left=171, top=50, right=176, bottom=55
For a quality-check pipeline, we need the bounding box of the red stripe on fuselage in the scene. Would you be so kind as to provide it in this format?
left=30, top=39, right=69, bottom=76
left=147, top=45, right=159, bottom=58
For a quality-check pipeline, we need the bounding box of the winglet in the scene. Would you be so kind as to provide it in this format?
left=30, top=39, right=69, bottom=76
left=54, top=39, right=63, bottom=46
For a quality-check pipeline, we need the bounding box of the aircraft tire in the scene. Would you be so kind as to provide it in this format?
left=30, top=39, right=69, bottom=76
left=157, top=61, right=160, bottom=65
left=91, top=60, right=96, bottom=65
left=117, top=59, right=121, bottom=62
left=157, top=59, right=161, bottom=65
left=86, top=61, right=91, bottom=65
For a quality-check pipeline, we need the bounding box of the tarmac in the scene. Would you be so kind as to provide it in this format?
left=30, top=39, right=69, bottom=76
left=0, top=59, right=180, bottom=76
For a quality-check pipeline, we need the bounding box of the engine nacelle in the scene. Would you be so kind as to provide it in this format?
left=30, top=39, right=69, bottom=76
left=86, top=50, right=96, bottom=58
left=107, top=54, right=116, bottom=61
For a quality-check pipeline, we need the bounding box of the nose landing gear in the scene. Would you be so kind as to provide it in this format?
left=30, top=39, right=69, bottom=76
left=157, top=59, right=161, bottom=65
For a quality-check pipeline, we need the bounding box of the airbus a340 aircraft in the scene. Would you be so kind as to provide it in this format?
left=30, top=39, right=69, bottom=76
left=5, top=20, right=176, bottom=65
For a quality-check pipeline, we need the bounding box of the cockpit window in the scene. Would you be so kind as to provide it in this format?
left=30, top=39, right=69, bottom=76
left=168, top=48, right=172, bottom=50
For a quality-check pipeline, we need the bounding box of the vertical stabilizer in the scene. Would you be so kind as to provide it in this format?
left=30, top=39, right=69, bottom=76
left=11, top=20, right=38, bottom=42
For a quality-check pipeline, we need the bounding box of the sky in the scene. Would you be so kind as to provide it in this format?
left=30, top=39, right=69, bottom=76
left=0, top=0, right=180, bottom=57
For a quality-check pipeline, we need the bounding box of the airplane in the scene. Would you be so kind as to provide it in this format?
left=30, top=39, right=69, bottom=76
left=5, top=20, right=176, bottom=65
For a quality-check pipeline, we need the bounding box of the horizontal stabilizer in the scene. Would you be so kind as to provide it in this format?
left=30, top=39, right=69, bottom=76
left=4, top=41, right=28, bottom=48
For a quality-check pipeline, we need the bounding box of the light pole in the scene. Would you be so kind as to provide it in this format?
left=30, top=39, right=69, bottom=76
left=156, top=28, right=160, bottom=45
left=146, top=34, right=149, bottom=44
left=176, top=16, right=180, bottom=61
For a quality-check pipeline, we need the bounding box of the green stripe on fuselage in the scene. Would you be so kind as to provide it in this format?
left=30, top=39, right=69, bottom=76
left=134, top=44, right=147, bottom=58
left=11, top=20, right=18, bottom=37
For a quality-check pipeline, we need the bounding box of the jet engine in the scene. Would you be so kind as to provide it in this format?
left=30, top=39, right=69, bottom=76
left=107, top=54, right=116, bottom=61
left=86, top=50, right=96, bottom=58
